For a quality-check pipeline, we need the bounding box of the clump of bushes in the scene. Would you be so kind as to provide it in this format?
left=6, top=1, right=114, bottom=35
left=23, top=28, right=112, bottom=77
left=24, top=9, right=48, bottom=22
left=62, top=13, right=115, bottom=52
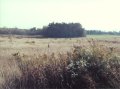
left=67, top=44, right=120, bottom=88
left=4, top=40, right=120, bottom=89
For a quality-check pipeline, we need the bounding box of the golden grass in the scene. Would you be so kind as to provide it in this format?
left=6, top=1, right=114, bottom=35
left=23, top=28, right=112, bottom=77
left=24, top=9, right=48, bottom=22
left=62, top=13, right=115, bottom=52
left=0, top=35, right=120, bottom=89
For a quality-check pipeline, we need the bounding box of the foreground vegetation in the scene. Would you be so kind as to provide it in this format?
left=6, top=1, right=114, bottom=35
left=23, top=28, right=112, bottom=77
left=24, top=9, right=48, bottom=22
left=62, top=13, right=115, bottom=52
left=0, top=35, right=120, bottom=89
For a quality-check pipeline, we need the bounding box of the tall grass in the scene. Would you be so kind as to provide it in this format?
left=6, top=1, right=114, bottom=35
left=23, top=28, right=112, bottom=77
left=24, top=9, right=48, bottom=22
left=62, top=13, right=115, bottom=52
left=1, top=40, right=120, bottom=89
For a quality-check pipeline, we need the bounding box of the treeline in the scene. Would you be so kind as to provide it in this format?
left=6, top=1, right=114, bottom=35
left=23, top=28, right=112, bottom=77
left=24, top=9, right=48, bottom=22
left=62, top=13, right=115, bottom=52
left=87, top=30, right=120, bottom=35
left=0, top=27, right=27, bottom=35
left=0, top=22, right=86, bottom=38
left=0, top=27, right=41, bottom=35
left=0, top=23, right=120, bottom=37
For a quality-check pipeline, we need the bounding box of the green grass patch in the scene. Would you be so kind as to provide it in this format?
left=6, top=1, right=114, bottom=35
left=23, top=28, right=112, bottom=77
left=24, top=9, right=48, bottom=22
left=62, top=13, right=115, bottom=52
left=87, top=35, right=120, bottom=39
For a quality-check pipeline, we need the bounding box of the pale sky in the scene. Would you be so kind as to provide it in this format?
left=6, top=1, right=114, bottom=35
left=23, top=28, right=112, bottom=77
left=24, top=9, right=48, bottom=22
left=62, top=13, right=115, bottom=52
left=0, top=0, right=120, bottom=31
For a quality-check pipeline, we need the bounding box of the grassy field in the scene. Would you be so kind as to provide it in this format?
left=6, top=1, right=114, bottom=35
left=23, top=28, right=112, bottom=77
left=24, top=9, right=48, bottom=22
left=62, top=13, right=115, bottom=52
left=87, top=34, right=120, bottom=39
left=0, top=35, right=120, bottom=89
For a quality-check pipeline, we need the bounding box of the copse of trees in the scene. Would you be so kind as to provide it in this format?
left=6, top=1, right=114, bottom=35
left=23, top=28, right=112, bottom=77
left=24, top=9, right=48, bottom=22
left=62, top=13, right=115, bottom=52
left=41, top=22, right=86, bottom=38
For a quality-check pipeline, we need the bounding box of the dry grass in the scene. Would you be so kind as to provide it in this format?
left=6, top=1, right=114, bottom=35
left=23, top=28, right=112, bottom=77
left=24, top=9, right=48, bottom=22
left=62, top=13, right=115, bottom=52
left=0, top=35, right=120, bottom=89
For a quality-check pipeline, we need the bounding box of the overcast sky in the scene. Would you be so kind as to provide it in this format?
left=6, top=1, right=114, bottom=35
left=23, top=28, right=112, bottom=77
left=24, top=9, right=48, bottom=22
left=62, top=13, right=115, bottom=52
left=0, top=0, right=120, bottom=31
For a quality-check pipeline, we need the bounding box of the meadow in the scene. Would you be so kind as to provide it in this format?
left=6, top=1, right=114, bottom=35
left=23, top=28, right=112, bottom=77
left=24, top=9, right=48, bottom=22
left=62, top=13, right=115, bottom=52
left=0, top=35, right=120, bottom=89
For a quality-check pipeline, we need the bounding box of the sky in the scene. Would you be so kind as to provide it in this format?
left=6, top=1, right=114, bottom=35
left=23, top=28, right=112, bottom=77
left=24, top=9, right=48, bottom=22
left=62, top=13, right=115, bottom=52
left=0, top=0, right=120, bottom=31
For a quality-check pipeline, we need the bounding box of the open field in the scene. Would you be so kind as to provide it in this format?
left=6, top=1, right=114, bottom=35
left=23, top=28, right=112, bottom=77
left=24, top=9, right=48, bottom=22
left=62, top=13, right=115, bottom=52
left=0, top=35, right=120, bottom=56
left=0, top=35, right=120, bottom=89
